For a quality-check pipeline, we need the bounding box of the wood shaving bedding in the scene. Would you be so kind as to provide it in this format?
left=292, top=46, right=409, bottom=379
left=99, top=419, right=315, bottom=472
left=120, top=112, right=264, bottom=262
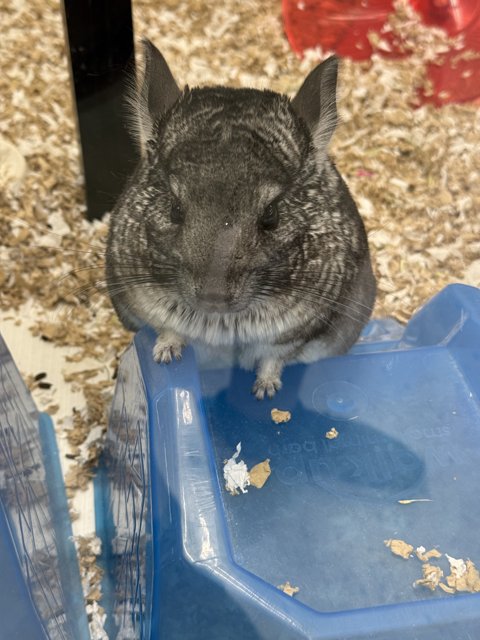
left=1, top=0, right=479, bottom=632
left=74, top=535, right=108, bottom=640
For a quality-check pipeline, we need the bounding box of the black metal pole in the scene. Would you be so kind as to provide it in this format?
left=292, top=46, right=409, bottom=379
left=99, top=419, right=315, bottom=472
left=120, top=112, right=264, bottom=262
left=61, top=0, right=139, bottom=220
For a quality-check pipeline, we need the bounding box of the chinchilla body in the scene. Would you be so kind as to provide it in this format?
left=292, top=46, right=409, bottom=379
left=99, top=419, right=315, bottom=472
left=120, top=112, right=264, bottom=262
left=107, top=41, right=376, bottom=398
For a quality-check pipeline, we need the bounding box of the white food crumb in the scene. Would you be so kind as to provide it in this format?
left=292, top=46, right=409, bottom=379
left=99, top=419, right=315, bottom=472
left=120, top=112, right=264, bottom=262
left=446, top=554, right=467, bottom=577
left=223, top=442, right=250, bottom=495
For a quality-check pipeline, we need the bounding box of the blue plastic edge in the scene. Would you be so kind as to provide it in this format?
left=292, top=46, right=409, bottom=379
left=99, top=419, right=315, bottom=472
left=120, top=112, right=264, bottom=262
left=93, top=464, right=117, bottom=640
left=94, top=342, right=153, bottom=640
left=38, top=412, right=90, bottom=640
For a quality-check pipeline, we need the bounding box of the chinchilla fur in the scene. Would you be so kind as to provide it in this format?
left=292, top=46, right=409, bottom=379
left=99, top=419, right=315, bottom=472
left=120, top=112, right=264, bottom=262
left=106, top=40, right=376, bottom=398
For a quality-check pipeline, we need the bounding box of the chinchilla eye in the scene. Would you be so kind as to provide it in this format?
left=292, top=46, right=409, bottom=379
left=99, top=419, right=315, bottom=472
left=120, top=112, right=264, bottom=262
left=259, top=202, right=279, bottom=231
left=170, top=199, right=184, bottom=224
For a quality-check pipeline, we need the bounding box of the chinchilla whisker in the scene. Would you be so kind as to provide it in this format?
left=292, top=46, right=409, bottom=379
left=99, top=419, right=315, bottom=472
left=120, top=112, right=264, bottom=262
left=320, top=315, right=352, bottom=351
left=58, top=263, right=157, bottom=282
left=288, top=284, right=374, bottom=315
left=54, top=257, right=181, bottom=285
left=103, top=275, right=167, bottom=288
left=54, top=270, right=152, bottom=290
left=255, top=286, right=368, bottom=327
left=107, top=261, right=180, bottom=275
left=7, top=241, right=106, bottom=260
left=55, top=276, right=160, bottom=303
left=48, top=294, right=116, bottom=326
left=296, top=294, right=370, bottom=325
left=256, top=278, right=372, bottom=320
left=57, top=281, right=111, bottom=300
left=319, top=302, right=369, bottom=328
left=303, top=289, right=374, bottom=315
left=257, top=282, right=370, bottom=325
left=28, top=244, right=105, bottom=257
left=54, top=264, right=106, bottom=284
left=106, top=281, right=164, bottom=295
left=2, top=214, right=108, bottom=253
left=261, top=272, right=375, bottom=314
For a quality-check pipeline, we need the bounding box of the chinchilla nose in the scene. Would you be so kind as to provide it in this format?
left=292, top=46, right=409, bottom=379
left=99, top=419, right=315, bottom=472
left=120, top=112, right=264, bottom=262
left=198, top=261, right=230, bottom=307
left=196, top=223, right=239, bottom=309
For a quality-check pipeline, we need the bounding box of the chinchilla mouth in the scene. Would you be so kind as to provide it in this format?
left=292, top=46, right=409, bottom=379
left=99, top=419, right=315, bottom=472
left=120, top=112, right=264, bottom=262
left=195, top=296, right=249, bottom=314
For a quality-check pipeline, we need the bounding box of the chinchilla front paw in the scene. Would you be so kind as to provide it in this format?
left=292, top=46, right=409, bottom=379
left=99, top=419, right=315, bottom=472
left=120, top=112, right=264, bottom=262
left=153, top=331, right=184, bottom=364
left=251, top=353, right=286, bottom=399
left=252, top=374, right=282, bottom=400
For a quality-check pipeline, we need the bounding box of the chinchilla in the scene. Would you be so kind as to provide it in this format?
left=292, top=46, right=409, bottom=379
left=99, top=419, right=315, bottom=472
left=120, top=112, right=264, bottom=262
left=106, top=40, right=376, bottom=398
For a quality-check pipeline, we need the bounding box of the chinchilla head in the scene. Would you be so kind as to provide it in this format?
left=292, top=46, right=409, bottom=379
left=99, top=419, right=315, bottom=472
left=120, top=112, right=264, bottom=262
left=108, top=40, right=372, bottom=341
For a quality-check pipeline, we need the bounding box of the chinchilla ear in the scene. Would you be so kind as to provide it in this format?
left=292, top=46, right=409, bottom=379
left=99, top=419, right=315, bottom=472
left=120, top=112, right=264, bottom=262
left=291, top=56, right=339, bottom=160
left=126, top=39, right=181, bottom=152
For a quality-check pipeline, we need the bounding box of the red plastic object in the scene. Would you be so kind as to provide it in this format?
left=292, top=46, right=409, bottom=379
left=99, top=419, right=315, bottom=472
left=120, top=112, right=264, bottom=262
left=282, top=0, right=394, bottom=59
left=282, top=0, right=480, bottom=105
left=412, top=0, right=480, bottom=104
left=412, top=0, right=479, bottom=34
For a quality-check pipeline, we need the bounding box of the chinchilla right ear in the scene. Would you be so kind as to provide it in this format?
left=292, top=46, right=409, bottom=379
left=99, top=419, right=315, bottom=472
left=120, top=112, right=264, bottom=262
left=126, top=39, right=181, bottom=153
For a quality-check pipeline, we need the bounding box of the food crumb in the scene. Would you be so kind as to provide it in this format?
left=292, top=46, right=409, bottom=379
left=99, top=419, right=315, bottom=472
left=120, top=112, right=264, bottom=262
left=385, top=541, right=480, bottom=594
left=416, top=546, right=442, bottom=562
left=445, top=554, right=467, bottom=579
left=414, top=563, right=444, bottom=591
left=249, top=459, right=271, bottom=489
left=223, top=446, right=273, bottom=494
left=385, top=538, right=414, bottom=559
left=325, top=427, right=339, bottom=439
left=445, top=556, right=480, bottom=593
left=439, top=582, right=456, bottom=594
left=271, top=408, right=291, bottom=424
left=223, top=443, right=250, bottom=496
left=277, top=581, right=300, bottom=597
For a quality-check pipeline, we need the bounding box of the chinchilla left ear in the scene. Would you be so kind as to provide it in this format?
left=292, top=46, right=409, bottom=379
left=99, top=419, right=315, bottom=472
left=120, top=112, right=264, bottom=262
left=291, top=56, right=339, bottom=161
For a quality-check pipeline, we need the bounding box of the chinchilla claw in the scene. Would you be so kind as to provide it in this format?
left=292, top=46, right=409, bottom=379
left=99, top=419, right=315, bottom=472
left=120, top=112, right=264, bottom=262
left=252, top=376, right=282, bottom=400
left=153, top=335, right=184, bottom=364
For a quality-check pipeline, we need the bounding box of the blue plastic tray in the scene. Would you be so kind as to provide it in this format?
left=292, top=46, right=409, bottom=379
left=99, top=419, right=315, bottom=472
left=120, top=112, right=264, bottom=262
left=0, top=334, right=89, bottom=640
left=98, top=283, right=480, bottom=640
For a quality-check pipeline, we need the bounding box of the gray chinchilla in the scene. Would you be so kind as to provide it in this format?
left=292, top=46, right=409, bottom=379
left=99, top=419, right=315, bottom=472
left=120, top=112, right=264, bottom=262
left=106, top=40, right=376, bottom=398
